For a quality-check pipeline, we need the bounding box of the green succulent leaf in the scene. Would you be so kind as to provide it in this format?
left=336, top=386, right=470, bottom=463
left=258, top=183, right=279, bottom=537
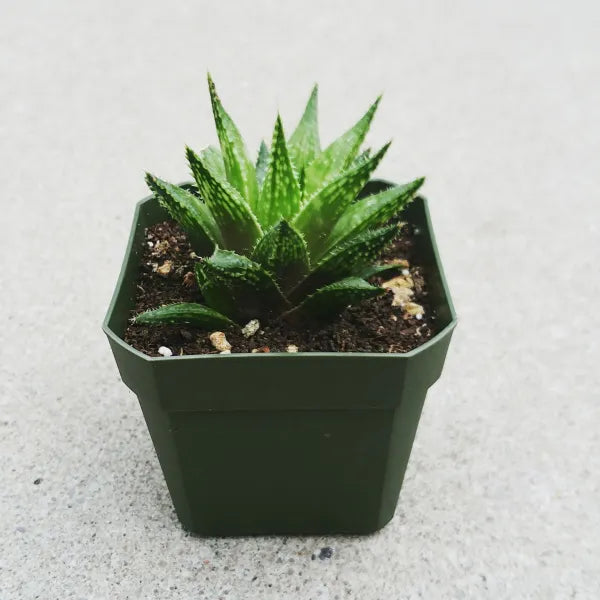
left=251, top=220, right=310, bottom=291
left=145, top=173, right=222, bottom=254
left=195, top=248, right=288, bottom=322
left=133, top=303, right=234, bottom=329
left=255, top=140, right=269, bottom=189
left=187, top=147, right=261, bottom=253
left=257, top=115, right=302, bottom=228
left=290, top=224, right=397, bottom=300
left=350, top=147, right=371, bottom=169
left=207, top=73, right=259, bottom=210
left=302, top=96, right=381, bottom=195
left=357, top=263, right=403, bottom=279
left=315, top=224, right=398, bottom=277
left=293, top=142, right=391, bottom=258
left=199, top=145, right=226, bottom=180
left=288, top=84, right=320, bottom=170
left=327, top=178, right=424, bottom=250
left=288, top=277, right=384, bottom=318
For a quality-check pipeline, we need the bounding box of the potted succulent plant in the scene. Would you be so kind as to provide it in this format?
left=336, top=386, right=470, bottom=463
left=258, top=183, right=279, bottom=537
left=103, top=75, right=456, bottom=535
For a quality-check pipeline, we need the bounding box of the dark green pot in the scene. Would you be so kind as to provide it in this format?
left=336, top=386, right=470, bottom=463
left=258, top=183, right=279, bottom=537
left=103, top=180, right=457, bottom=536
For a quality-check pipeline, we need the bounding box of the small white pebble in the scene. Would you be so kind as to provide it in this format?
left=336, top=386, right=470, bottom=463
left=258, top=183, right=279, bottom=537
left=219, top=349, right=231, bottom=354
left=251, top=348, right=260, bottom=353
left=158, top=346, right=173, bottom=357
left=147, top=241, right=154, bottom=248
left=416, top=314, right=423, bottom=320
left=286, top=344, right=299, bottom=353
left=401, top=269, right=410, bottom=276
left=241, top=319, right=260, bottom=338
left=209, top=331, right=232, bottom=352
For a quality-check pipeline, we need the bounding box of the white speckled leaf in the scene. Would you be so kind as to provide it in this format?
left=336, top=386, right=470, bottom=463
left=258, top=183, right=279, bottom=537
left=302, top=96, right=380, bottom=196
left=349, top=147, right=371, bottom=169
left=255, top=140, right=269, bottom=189
left=257, top=116, right=301, bottom=228
left=290, top=225, right=397, bottom=300
left=327, top=178, right=424, bottom=250
left=200, top=145, right=226, bottom=181
left=288, top=84, right=320, bottom=170
left=195, top=248, right=288, bottom=322
left=290, top=277, right=384, bottom=317
left=133, top=303, right=234, bottom=328
left=145, top=173, right=223, bottom=254
left=293, top=142, right=391, bottom=258
left=251, top=219, right=310, bottom=291
left=207, top=74, right=259, bottom=210
left=187, top=147, right=261, bottom=254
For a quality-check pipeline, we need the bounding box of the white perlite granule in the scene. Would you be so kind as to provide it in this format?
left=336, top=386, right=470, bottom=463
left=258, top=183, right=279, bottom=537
left=241, top=319, right=260, bottom=338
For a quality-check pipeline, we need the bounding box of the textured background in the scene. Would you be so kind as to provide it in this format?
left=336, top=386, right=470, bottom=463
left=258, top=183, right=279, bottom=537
left=1, top=0, right=599, bottom=598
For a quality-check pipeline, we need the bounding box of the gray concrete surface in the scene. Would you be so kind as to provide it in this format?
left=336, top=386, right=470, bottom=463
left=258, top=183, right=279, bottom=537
left=1, top=1, right=599, bottom=598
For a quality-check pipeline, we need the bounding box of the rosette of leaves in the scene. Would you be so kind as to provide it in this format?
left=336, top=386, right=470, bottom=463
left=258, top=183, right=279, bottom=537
left=135, top=75, right=424, bottom=330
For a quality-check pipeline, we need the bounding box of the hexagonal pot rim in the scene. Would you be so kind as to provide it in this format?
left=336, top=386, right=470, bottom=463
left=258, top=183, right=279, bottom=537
left=102, top=179, right=457, bottom=362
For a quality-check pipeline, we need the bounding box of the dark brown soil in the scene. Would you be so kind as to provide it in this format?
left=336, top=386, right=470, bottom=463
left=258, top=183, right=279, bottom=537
left=123, top=220, right=439, bottom=356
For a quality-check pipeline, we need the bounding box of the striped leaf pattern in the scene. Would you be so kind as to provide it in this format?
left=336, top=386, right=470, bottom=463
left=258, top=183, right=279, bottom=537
left=187, top=147, right=261, bottom=254
left=196, top=249, right=288, bottom=321
left=289, top=277, right=385, bottom=318
left=290, top=225, right=398, bottom=300
left=257, top=116, right=302, bottom=228
left=255, top=140, right=269, bottom=189
left=302, top=96, right=381, bottom=196
left=288, top=84, right=320, bottom=170
left=207, top=74, right=259, bottom=210
left=145, top=174, right=223, bottom=254
left=327, top=178, right=424, bottom=250
left=251, top=220, right=310, bottom=292
left=134, top=303, right=234, bottom=328
left=293, top=142, right=390, bottom=258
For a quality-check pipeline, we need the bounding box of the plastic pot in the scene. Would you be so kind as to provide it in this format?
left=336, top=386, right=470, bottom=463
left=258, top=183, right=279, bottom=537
left=103, top=180, right=457, bottom=535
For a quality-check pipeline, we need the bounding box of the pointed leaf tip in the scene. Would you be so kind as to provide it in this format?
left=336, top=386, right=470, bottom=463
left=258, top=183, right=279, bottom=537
left=255, top=140, right=270, bottom=188
left=288, top=277, right=385, bottom=318
left=294, top=141, right=392, bottom=257
left=205, top=77, right=259, bottom=209
left=207, top=71, right=216, bottom=91
left=257, top=115, right=301, bottom=227
left=302, top=95, right=383, bottom=195
left=288, top=84, right=321, bottom=172
left=327, top=177, right=424, bottom=251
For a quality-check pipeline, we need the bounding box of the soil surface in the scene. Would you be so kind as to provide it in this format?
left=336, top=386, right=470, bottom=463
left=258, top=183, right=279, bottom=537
left=123, top=220, right=439, bottom=356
